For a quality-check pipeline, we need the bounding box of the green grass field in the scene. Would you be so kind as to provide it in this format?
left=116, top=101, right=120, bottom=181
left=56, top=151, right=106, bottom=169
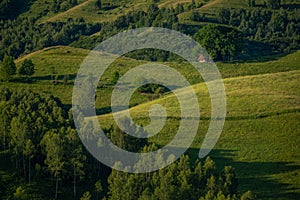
left=97, top=70, right=300, bottom=199
left=43, top=0, right=186, bottom=23
left=1, top=44, right=299, bottom=200
left=7, top=46, right=300, bottom=109
left=1, top=0, right=300, bottom=199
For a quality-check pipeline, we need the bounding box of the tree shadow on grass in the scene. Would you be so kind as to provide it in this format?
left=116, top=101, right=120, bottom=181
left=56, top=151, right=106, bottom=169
left=234, top=40, right=293, bottom=63
left=12, top=74, right=78, bottom=84
left=185, top=148, right=300, bottom=199
left=30, top=73, right=78, bottom=82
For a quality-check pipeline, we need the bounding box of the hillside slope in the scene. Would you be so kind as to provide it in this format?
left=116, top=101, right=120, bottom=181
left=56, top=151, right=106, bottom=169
left=96, top=69, right=300, bottom=199
left=5, top=47, right=300, bottom=108
left=98, top=70, right=300, bottom=124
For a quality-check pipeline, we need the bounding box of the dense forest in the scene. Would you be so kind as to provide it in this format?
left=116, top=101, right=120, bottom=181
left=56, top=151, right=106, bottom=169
left=0, top=88, right=254, bottom=199
left=0, top=0, right=299, bottom=61
left=0, top=0, right=299, bottom=199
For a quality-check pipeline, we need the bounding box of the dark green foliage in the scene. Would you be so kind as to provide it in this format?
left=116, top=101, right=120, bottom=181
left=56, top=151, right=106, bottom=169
left=51, top=0, right=60, bottom=13
left=95, top=0, right=102, bottom=10
left=0, top=0, right=298, bottom=61
left=190, top=11, right=204, bottom=22
left=80, top=191, right=92, bottom=200
left=266, top=0, right=281, bottom=9
left=0, top=1, right=298, bottom=199
left=218, top=8, right=231, bottom=24
left=63, top=74, right=69, bottom=85
left=248, top=0, right=255, bottom=7
left=0, top=0, right=30, bottom=19
left=107, top=155, right=249, bottom=200
left=194, top=25, right=244, bottom=61
left=18, top=59, right=35, bottom=77
left=40, top=129, right=65, bottom=199
left=95, top=180, right=103, bottom=200
left=0, top=17, right=101, bottom=59
left=51, top=0, right=78, bottom=13
left=137, top=83, right=170, bottom=94
left=0, top=88, right=87, bottom=198
left=0, top=56, right=16, bottom=81
left=111, top=71, right=119, bottom=85
left=124, top=49, right=183, bottom=62
left=107, top=120, right=148, bottom=152
left=241, top=191, right=256, bottom=200
left=224, top=7, right=299, bottom=55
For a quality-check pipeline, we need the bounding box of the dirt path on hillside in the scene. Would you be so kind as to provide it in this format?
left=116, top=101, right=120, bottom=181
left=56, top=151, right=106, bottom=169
left=158, top=0, right=190, bottom=8
left=46, top=0, right=92, bottom=22
left=197, top=0, right=223, bottom=10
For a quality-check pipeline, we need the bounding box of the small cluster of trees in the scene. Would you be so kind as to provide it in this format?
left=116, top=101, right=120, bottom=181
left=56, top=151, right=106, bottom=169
left=51, top=0, right=78, bottom=13
left=194, top=25, right=244, bottom=61
left=136, top=82, right=170, bottom=94
left=95, top=0, right=102, bottom=10
left=107, top=155, right=254, bottom=200
left=0, top=56, right=35, bottom=81
left=0, top=56, right=16, bottom=81
left=265, top=0, right=281, bottom=9
left=248, top=0, right=281, bottom=9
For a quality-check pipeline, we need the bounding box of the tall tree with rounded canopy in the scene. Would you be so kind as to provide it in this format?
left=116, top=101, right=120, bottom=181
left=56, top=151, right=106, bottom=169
left=0, top=55, right=16, bottom=81
left=40, top=130, right=65, bottom=199
left=18, top=59, right=35, bottom=78
left=194, top=25, right=244, bottom=61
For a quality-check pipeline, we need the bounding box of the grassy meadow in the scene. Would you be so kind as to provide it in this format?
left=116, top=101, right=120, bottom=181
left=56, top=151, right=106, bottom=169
left=97, top=69, right=300, bottom=199
left=1, top=42, right=299, bottom=200
left=5, top=46, right=299, bottom=111
left=1, top=0, right=300, bottom=199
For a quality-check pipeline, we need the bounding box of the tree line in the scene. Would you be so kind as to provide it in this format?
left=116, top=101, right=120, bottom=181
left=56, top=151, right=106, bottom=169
left=0, top=88, right=255, bottom=199
left=190, top=6, right=299, bottom=55
left=1, top=2, right=298, bottom=62
left=0, top=56, right=35, bottom=82
left=0, top=88, right=98, bottom=199
left=0, top=17, right=101, bottom=59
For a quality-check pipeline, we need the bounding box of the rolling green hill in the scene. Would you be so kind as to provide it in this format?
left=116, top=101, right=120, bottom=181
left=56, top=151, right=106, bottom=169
left=43, top=0, right=190, bottom=23
left=1, top=0, right=299, bottom=198
left=6, top=47, right=300, bottom=109
left=97, top=69, right=300, bottom=199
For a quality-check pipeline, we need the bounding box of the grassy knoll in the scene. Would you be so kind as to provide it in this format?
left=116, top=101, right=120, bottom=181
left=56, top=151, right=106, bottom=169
left=42, top=0, right=211, bottom=23
left=44, top=0, right=157, bottom=23
left=97, top=70, right=300, bottom=199
left=0, top=37, right=299, bottom=200
left=17, top=0, right=87, bottom=22
left=0, top=46, right=300, bottom=113
left=97, top=70, right=300, bottom=126
left=1, top=46, right=299, bottom=111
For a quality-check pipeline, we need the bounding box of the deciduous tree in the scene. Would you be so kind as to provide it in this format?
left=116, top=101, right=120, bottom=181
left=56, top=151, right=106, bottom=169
left=18, top=59, right=35, bottom=78
left=95, top=0, right=102, bottom=10
left=194, top=25, right=244, bottom=61
left=0, top=56, right=16, bottom=81
left=41, top=130, right=65, bottom=199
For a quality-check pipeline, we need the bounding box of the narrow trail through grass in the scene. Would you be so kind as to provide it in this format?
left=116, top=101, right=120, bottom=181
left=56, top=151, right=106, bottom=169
left=45, top=0, right=92, bottom=22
